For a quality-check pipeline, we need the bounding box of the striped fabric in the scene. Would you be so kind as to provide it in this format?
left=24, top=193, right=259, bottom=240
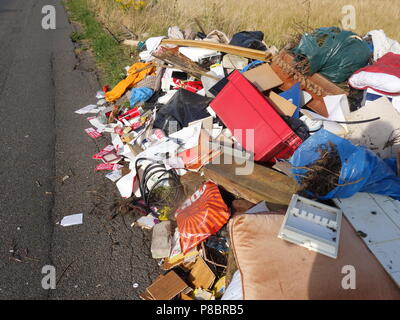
left=176, top=181, right=230, bottom=254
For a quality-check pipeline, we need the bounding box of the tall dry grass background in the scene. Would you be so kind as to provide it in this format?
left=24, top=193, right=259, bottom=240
left=86, top=0, right=400, bottom=48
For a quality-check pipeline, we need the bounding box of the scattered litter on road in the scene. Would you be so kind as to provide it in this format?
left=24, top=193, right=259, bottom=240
left=59, top=213, right=83, bottom=227
left=61, top=175, right=70, bottom=183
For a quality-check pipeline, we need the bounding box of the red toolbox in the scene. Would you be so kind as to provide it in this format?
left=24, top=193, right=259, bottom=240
left=210, top=70, right=303, bottom=162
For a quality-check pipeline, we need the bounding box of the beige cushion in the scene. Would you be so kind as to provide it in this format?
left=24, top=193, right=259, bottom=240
left=230, top=213, right=400, bottom=300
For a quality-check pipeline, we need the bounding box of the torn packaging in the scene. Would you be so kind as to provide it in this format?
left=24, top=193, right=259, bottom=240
left=92, top=145, right=114, bottom=159
left=84, top=127, right=102, bottom=139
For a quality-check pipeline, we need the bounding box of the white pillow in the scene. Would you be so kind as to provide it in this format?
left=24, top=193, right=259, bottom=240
left=349, top=71, right=400, bottom=94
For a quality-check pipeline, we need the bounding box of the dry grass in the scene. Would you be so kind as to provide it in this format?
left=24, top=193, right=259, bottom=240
left=86, top=0, right=400, bottom=48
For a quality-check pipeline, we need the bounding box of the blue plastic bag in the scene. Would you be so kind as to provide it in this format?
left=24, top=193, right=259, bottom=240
left=129, top=87, right=154, bottom=107
left=290, top=129, right=400, bottom=200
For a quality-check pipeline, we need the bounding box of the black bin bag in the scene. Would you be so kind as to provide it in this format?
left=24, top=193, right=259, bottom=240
left=153, top=89, right=212, bottom=135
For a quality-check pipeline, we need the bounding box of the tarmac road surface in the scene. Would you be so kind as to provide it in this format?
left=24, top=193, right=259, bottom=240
left=0, top=0, right=158, bottom=300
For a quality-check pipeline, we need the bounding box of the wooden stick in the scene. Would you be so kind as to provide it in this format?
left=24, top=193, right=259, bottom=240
left=161, top=39, right=272, bottom=61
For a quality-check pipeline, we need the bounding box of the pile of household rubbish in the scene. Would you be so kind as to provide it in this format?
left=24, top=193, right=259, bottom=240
left=75, top=26, right=400, bottom=300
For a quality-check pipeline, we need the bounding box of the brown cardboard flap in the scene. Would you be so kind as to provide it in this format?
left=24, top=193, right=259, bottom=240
left=243, top=63, right=283, bottom=92
left=268, top=91, right=297, bottom=116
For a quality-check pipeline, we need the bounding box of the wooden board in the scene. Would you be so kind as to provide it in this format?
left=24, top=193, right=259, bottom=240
left=187, top=256, right=216, bottom=289
left=161, top=39, right=272, bottom=61
left=146, top=271, right=189, bottom=300
left=203, top=162, right=298, bottom=207
left=334, top=193, right=400, bottom=287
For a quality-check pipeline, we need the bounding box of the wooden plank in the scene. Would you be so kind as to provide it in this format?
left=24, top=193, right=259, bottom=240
left=161, top=39, right=272, bottom=61
left=187, top=256, right=216, bottom=289
left=334, top=192, right=400, bottom=287
left=203, top=162, right=297, bottom=207
left=146, top=270, right=189, bottom=300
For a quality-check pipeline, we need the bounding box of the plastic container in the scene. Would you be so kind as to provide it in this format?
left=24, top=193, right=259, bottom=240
left=278, top=194, right=342, bottom=259
left=210, top=70, right=302, bottom=162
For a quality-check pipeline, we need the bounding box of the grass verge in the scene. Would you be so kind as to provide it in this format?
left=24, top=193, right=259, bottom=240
left=63, top=0, right=133, bottom=86
left=86, top=0, right=400, bottom=49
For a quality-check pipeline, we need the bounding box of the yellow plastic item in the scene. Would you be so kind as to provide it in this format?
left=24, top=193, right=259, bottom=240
left=158, top=212, right=169, bottom=221
left=213, top=276, right=226, bottom=298
left=105, top=62, right=156, bottom=102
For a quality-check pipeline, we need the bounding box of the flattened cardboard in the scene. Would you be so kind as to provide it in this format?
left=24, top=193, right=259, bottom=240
left=243, top=63, right=283, bottom=92
left=187, top=256, right=216, bottom=289
left=146, top=270, right=188, bottom=300
left=268, top=91, right=297, bottom=116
